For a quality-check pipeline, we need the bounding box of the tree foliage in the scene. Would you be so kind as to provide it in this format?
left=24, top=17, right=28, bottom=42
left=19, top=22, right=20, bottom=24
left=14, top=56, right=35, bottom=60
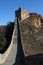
left=5, top=22, right=14, bottom=43
left=0, top=32, right=6, bottom=52
left=0, top=22, right=14, bottom=53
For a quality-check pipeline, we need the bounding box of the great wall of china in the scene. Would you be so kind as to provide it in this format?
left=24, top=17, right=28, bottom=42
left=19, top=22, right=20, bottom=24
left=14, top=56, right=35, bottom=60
left=0, top=8, right=43, bottom=65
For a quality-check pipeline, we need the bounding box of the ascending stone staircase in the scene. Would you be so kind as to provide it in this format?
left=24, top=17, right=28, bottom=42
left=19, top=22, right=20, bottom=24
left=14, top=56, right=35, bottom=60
left=1, top=21, right=17, bottom=65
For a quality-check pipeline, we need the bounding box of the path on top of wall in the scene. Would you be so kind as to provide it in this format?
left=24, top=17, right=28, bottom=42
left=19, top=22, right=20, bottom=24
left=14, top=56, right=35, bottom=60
left=1, top=21, right=17, bottom=65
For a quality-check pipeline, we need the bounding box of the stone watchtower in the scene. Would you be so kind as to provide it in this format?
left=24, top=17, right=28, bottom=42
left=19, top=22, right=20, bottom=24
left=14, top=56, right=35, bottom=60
left=15, top=8, right=29, bottom=21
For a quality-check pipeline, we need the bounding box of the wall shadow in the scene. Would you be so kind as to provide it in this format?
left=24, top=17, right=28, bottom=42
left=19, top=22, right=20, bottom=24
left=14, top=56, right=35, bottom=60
left=24, top=53, right=43, bottom=65
left=13, top=20, right=25, bottom=65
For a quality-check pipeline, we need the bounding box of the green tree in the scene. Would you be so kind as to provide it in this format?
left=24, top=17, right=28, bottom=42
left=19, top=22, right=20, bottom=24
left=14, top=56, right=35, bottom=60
left=0, top=32, right=6, bottom=52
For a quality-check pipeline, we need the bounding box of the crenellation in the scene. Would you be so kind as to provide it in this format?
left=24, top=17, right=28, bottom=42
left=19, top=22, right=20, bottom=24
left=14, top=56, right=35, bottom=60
left=15, top=8, right=29, bottom=20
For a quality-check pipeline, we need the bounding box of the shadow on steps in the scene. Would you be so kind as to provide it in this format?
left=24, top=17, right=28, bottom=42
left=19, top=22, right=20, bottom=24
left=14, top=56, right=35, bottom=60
left=13, top=21, right=25, bottom=65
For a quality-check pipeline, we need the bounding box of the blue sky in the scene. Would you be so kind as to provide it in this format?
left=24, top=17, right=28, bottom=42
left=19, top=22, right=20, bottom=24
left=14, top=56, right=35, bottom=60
left=0, top=0, right=43, bottom=25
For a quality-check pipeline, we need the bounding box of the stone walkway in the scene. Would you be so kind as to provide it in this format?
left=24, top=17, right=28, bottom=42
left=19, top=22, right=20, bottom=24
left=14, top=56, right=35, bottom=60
left=1, top=21, right=17, bottom=65
left=1, top=21, right=25, bottom=65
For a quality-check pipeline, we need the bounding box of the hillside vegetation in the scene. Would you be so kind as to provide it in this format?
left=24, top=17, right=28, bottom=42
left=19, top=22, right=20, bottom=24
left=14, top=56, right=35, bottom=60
left=0, top=22, right=14, bottom=53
